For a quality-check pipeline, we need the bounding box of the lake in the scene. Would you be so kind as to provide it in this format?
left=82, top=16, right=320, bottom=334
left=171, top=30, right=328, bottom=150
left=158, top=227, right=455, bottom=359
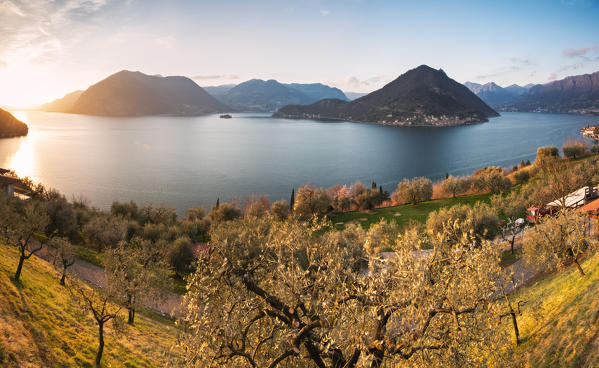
left=0, top=111, right=596, bottom=215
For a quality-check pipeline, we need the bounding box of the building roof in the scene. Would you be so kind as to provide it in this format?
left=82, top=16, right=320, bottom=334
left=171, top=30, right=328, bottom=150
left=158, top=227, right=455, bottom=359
left=581, top=198, right=599, bottom=213
left=546, top=186, right=591, bottom=209
left=0, top=175, right=19, bottom=186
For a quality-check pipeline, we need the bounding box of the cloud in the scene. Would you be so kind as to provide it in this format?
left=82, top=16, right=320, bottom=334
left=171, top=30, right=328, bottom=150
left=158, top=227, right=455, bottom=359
left=548, top=63, right=583, bottom=80
left=344, top=75, right=383, bottom=89
left=192, top=74, right=239, bottom=81
left=321, top=9, right=331, bottom=16
left=562, top=45, right=597, bottom=57
left=0, top=0, right=113, bottom=66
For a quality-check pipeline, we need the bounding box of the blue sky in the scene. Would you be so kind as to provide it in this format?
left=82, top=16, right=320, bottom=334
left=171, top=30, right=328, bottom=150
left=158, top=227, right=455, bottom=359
left=0, top=0, right=598, bottom=106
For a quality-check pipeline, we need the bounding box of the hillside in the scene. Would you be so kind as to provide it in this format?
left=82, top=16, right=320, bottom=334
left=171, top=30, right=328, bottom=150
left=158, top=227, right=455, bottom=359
left=275, top=65, right=499, bottom=126
left=0, top=244, right=179, bottom=367
left=500, top=71, right=599, bottom=114
left=70, top=70, right=229, bottom=116
left=510, top=252, right=599, bottom=367
left=0, top=108, right=28, bottom=138
left=217, top=79, right=348, bottom=112
left=40, top=90, right=83, bottom=112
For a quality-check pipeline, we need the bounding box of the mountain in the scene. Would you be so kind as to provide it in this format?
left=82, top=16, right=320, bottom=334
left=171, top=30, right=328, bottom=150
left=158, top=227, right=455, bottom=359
left=202, top=84, right=236, bottom=98
left=503, top=84, right=530, bottom=96
left=218, top=80, right=348, bottom=112
left=501, top=71, right=599, bottom=114
left=465, top=82, right=532, bottom=107
left=464, top=81, right=483, bottom=94
left=0, top=108, right=28, bottom=137
left=274, top=65, right=499, bottom=126
left=285, top=83, right=347, bottom=102
left=345, top=92, right=368, bottom=100
left=69, top=70, right=229, bottom=116
left=40, top=90, right=83, bottom=112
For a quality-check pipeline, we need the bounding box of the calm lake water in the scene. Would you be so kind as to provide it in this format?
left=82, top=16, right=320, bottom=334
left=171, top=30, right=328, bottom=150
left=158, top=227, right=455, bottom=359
left=0, top=111, right=596, bottom=215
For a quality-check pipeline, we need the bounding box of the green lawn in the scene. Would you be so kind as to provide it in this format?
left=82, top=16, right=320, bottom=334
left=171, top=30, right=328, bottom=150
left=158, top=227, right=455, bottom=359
left=329, top=192, right=493, bottom=231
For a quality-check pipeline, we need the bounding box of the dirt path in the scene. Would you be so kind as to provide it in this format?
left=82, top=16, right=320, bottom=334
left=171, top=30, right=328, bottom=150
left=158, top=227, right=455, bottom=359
left=35, top=245, right=184, bottom=317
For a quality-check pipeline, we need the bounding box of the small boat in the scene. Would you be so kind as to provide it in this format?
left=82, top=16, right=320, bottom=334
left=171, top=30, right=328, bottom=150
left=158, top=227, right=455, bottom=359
left=220, top=114, right=232, bottom=119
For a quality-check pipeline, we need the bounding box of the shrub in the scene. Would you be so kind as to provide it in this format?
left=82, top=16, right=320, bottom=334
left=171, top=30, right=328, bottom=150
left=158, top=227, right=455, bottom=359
left=440, top=175, right=471, bottom=198
left=168, top=236, right=195, bottom=276
left=392, top=177, right=433, bottom=205
left=536, top=146, right=559, bottom=167
left=293, top=183, right=331, bottom=217
left=512, top=170, right=531, bottom=185
left=426, top=202, right=499, bottom=242
left=562, top=139, right=587, bottom=159
left=270, top=200, right=290, bottom=220
left=472, top=166, right=511, bottom=194
left=208, top=202, right=242, bottom=223
left=244, top=195, right=270, bottom=218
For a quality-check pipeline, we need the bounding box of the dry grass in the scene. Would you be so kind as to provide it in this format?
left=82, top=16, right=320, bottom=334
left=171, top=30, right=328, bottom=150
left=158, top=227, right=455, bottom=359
left=0, top=244, right=181, bottom=367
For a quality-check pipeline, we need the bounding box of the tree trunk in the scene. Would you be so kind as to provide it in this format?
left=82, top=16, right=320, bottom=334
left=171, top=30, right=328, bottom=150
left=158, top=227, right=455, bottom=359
left=510, top=235, right=516, bottom=255
left=14, top=253, right=25, bottom=282
left=95, top=322, right=104, bottom=367
left=127, top=294, right=135, bottom=325
left=510, top=312, right=520, bottom=345
left=573, top=258, right=586, bottom=276
left=128, top=307, right=135, bottom=325
left=60, top=268, right=67, bottom=285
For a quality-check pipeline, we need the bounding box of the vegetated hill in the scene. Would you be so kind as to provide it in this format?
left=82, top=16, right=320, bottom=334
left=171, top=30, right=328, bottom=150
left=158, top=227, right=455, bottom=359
left=464, top=81, right=531, bottom=107
left=202, top=84, right=236, bottom=98
left=70, top=70, right=229, bottom=116
left=39, top=90, right=83, bottom=112
left=0, top=108, right=28, bottom=138
left=0, top=244, right=179, bottom=367
left=274, top=65, right=499, bottom=126
left=500, top=71, right=599, bottom=115
left=219, top=79, right=348, bottom=112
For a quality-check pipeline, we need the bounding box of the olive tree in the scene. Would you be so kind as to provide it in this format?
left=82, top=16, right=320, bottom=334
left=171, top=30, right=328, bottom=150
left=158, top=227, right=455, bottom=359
left=69, top=278, right=122, bottom=368
left=393, top=177, right=433, bottom=205
left=562, top=140, right=587, bottom=159
left=104, top=237, right=169, bottom=325
left=522, top=210, right=596, bottom=277
left=293, top=183, right=331, bottom=217
left=426, top=202, right=500, bottom=244
left=50, top=237, right=76, bottom=285
left=178, top=216, right=507, bottom=368
left=441, top=175, right=471, bottom=198
left=7, top=200, right=50, bottom=282
left=472, top=167, right=511, bottom=194
left=270, top=200, right=290, bottom=220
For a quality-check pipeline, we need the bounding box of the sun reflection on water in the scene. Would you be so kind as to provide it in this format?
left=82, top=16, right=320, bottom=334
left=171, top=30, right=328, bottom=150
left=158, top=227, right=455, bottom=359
left=3, top=111, right=38, bottom=180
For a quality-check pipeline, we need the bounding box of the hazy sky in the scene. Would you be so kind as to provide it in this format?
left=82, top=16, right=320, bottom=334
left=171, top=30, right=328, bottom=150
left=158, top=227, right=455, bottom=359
left=1, top=0, right=598, bottom=107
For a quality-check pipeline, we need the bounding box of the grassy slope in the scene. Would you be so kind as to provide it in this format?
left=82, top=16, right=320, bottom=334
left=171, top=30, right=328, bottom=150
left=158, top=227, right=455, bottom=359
left=509, top=253, right=599, bottom=367
left=329, top=193, right=492, bottom=231
left=0, top=244, right=180, bottom=368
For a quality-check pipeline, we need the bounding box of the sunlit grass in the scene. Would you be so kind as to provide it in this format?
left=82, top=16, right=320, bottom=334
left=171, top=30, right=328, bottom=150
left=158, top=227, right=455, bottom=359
left=0, top=244, right=180, bottom=367
left=507, top=253, right=599, bottom=367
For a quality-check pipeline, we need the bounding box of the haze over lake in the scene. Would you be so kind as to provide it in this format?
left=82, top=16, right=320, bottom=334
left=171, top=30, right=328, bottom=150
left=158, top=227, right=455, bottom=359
left=0, top=111, right=595, bottom=215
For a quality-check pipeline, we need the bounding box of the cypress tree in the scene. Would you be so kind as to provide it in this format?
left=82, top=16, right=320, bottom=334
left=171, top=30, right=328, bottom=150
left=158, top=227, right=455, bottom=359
left=290, top=188, right=295, bottom=213
left=445, top=172, right=449, bottom=179
left=216, top=197, right=220, bottom=209
left=371, top=181, right=377, bottom=190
